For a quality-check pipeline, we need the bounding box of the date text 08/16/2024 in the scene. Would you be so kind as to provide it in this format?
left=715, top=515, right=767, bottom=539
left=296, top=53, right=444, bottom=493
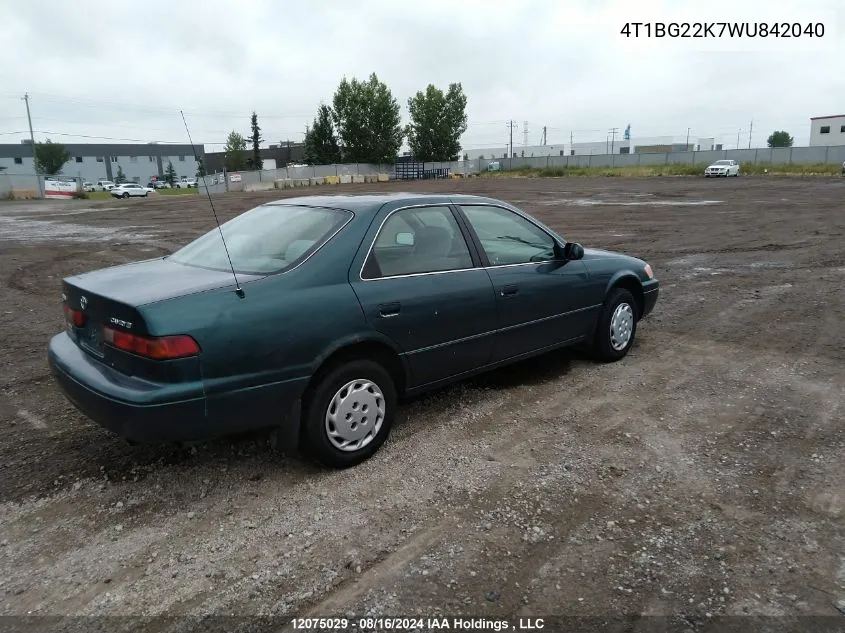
left=290, top=617, right=545, bottom=630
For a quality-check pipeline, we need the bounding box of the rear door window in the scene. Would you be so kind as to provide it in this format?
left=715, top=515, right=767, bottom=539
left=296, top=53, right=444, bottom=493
left=362, top=206, right=473, bottom=279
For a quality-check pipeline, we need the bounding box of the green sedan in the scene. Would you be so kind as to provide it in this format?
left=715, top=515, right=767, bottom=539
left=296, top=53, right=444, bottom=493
left=48, top=193, right=659, bottom=468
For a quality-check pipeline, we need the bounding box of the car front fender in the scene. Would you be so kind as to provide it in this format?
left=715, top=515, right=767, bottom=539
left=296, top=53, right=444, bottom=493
left=605, top=269, right=645, bottom=304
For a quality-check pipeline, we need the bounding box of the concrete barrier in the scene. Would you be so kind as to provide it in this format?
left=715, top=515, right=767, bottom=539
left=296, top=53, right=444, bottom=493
left=377, top=173, right=389, bottom=182
left=245, top=181, right=275, bottom=192
left=352, top=174, right=365, bottom=183
left=309, top=177, right=324, bottom=186
left=274, top=179, right=290, bottom=189
left=10, top=188, right=38, bottom=200
left=293, top=179, right=310, bottom=187
left=339, top=175, right=352, bottom=184
left=324, top=175, right=340, bottom=185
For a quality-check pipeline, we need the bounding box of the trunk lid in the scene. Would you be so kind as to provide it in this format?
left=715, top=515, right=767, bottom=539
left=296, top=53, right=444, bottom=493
left=62, top=257, right=255, bottom=360
left=65, top=257, right=255, bottom=307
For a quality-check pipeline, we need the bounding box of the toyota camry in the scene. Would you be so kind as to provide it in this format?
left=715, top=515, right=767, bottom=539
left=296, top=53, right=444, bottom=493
left=48, top=193, right=659, bottom=468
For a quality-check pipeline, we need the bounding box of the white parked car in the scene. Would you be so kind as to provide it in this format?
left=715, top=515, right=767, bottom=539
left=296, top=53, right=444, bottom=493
left=705, top=159, right=740, bottom=177
left=95, top=180, right=116, bottom=191
left=174, top=178, right=197, bottom=188
left=111, top=183, right=153, bottom=199
left=82, top=182, right=95, bottom=192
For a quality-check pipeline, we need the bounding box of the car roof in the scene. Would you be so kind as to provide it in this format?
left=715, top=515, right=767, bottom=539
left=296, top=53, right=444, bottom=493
left=262, top=193, right=508, bottom=216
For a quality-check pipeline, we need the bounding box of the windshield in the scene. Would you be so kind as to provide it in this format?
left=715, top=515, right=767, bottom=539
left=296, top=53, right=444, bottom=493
left=714, top=160, right=731, bottom=165
left=169, top=204, right=351, bottom=275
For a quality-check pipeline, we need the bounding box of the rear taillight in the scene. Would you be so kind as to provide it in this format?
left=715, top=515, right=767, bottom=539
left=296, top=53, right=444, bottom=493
left=63, top=304, right=87, bottom=327
left=103, top=327, right=200, bottom=360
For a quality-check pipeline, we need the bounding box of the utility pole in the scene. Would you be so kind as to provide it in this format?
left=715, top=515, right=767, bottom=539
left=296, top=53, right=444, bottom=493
left=685, top=127, right=691, bottom=150
left=747, top=120, right=753, bottom=149
left=570, top=131, right=574, bottom=155
left=736, top=129, right=741, bottom=149
left=609, top=127, right=619, bottom=154
left=523, top=121, right=529, bottom=147
left=506, top=120, right=516, bottom=158
left=22, top=93, right=43, bottom=197
left=541, top=126, right=547, bottom=146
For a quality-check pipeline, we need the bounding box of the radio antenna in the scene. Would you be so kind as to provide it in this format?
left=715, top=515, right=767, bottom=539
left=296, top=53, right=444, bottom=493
left=180, top=110, right=244, bottom=298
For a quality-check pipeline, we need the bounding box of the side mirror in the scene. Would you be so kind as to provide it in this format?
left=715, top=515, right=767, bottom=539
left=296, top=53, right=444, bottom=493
left=562, top=242, right=584, bottom=260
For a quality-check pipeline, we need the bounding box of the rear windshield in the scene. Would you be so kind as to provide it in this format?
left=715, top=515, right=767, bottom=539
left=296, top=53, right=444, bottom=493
left=169, top=204, right=350, bottom=275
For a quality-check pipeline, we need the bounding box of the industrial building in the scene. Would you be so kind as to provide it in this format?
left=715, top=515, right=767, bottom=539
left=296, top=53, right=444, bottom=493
left=462, top=135, right=717, bottom=161
left=809, top=115, right=845, bottom=147
left=202, top=142, right=306, bottom=173
left=0, top=141, right=204, bottom=183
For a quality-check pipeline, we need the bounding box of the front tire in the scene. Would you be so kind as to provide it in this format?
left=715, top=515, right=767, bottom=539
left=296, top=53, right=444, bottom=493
left=302, top=359, right=396, bottom=468
left=122, top=192, right=129, bottom=199
left=591, top=287, right=638, bottom=362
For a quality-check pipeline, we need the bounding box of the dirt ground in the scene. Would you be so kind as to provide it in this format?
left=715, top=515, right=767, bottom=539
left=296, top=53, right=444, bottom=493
left=0, top=176, right=843, bottom=627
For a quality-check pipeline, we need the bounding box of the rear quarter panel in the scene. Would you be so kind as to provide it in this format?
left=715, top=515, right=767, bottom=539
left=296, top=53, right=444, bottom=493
left=138, top=207, right=383, bottom=398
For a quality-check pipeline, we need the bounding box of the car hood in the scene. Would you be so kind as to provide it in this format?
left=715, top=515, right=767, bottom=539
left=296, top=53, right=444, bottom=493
left=707, top=164, right=730, bottom=168
left=65, top=257, right=260, bottom=306
left=581, top=246, right=647, bottom=266
left=581, top=247, right=626, bottom=260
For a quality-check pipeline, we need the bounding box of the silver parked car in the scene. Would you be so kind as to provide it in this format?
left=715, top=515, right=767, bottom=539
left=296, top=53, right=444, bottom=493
left=110, top=183, right=153, bottom=199
left=705, top=159, right=740, bottom=177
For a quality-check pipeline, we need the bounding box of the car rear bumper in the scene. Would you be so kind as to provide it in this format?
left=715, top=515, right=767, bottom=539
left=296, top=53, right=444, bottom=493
left=49, top=332, right=208, bottom=443
left=48, top=332, right=307, bottom=444
left=642, top=279, right=659, bottom=318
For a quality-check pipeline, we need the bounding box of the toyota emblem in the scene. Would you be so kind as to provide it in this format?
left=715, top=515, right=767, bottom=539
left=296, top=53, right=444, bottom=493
left=80, top=296, right=88, bottom=310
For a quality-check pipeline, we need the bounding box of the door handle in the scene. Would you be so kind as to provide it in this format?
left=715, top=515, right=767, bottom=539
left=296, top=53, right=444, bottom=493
left=500, top=285, right=518, bottom=297
left=378, top=302, right=401, bottom=317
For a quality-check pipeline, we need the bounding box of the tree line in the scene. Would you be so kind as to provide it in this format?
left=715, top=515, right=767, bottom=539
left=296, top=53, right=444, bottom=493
left=222, top=73, right=468, bottom=170
left=304, top=73, right=468, bottom=165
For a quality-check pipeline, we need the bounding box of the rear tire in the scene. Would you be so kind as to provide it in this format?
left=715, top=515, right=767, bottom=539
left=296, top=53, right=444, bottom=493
left=302, top=359, right=396, bottom=468
left=591, top=287, right=638, bottom=362
left=122, top=192, right=129, bottom=199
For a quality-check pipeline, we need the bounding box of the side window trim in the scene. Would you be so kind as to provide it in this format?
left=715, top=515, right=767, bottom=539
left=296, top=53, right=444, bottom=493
left=454, top=203, right=561, bottom=268
left=359, top=204, right=480, bottom=281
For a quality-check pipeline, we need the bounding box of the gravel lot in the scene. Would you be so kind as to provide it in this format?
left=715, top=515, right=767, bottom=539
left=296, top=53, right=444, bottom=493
left=1, top=176, right=843, bottom=627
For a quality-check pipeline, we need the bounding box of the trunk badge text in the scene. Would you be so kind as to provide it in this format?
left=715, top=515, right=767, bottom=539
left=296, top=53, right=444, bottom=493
left=109, top=317, right=133, bottom=329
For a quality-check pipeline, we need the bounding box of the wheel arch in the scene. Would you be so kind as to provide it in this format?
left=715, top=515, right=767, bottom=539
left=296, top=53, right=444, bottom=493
left=606, top=272, right=644, bottom=318
left=306, top=334, right=408, bottom=400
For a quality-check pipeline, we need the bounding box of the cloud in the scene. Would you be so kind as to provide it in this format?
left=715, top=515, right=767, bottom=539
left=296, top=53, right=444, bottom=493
left=0, top=0, right=842, bottom=150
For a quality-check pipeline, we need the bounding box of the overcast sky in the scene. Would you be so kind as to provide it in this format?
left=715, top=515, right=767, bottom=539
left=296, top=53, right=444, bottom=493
left=1, top=0, right=842, bottom=151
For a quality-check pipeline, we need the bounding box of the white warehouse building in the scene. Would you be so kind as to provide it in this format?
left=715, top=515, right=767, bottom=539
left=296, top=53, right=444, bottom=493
left=0, top=141, right=205, bottom=184
left=462, top=135, right=717, bottom=161
left=809, top=115, right=845, bottom=147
